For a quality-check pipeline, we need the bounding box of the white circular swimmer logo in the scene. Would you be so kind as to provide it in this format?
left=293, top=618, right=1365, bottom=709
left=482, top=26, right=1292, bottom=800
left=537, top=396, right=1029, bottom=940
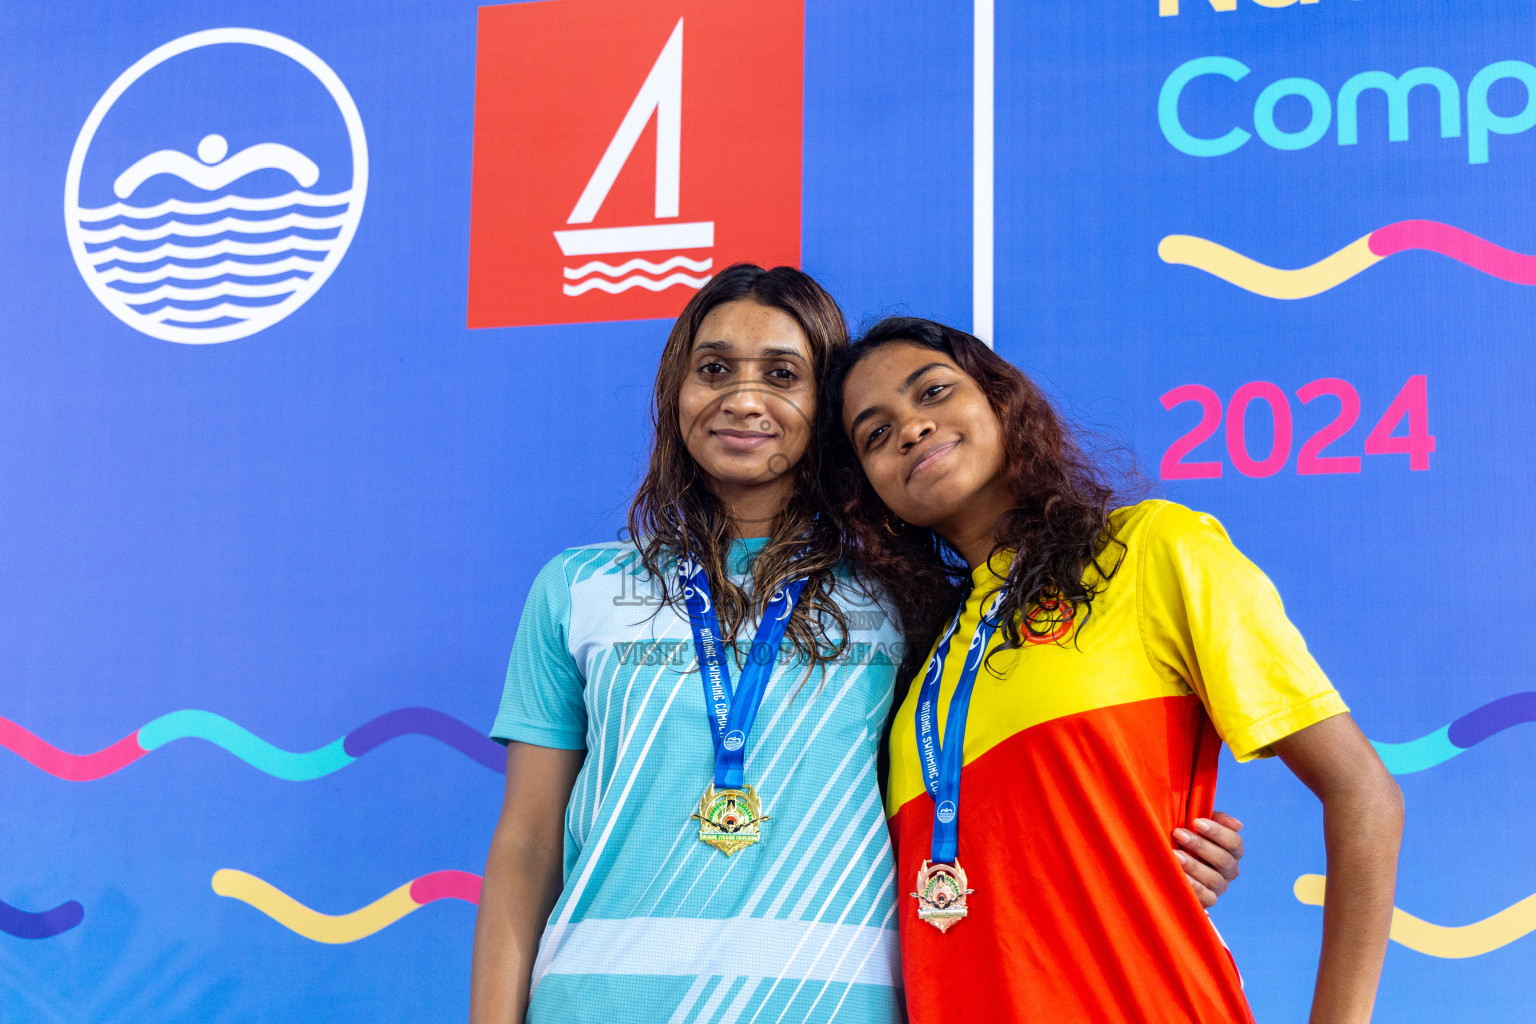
left=722, top=730, right=746, bottom=752
left=935, top=800, right=956, bottom=824
left=64, top=29, right=367, bottom=345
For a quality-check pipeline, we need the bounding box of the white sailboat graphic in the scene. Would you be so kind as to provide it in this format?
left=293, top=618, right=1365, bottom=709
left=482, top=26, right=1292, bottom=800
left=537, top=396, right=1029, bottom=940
left=554, top=19, right=714, bottom=297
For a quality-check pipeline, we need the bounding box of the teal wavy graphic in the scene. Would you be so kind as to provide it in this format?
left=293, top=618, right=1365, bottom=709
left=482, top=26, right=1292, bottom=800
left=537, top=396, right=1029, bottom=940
left=1371, top=693, right=1535, bottom=774
left=138, top=710, right=351, bottom=781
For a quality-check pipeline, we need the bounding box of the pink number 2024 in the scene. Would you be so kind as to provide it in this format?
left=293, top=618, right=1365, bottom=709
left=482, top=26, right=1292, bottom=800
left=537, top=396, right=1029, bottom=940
left=1160, top=376, right=1434, bottom=480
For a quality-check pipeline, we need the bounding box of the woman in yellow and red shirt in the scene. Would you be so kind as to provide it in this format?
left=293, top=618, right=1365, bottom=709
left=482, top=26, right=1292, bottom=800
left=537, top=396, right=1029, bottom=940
left=825, top=316, right=1404, bottom=1024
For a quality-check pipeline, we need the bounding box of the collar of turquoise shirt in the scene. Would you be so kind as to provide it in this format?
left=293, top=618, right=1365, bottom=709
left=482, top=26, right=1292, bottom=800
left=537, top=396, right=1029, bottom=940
left=726, top=535, right=770, bottom=576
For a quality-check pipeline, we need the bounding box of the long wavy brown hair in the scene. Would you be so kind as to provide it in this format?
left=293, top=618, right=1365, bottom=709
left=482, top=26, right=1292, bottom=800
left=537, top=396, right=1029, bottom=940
left=628, top=264, right=852, bottom=670
left=823, top=316, right=1139, bottom=691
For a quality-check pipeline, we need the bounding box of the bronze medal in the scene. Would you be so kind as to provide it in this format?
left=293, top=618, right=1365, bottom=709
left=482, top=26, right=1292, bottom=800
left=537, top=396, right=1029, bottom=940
left=911, top=858, right=974, bottom=933
left=692, top=782, right=769, bottom=856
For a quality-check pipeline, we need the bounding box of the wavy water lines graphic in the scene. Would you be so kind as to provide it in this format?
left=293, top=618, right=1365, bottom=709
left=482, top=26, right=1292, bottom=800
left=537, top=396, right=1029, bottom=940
left=95, top=255, right=323, bottom=285
left=76, top=188, right=353, bottom=330
left=0, top=896, right=84, bottom=940
left=80, top=188, right=339, bottom=221
left=1159, top=221, right=1536, bottom=298
left=212, top=869, right=481, bottom=943
left=88, top=241, right=334, bottom=270
left=0, top=707, right=504, bottom=782
left=80, top=209, right=349, bottom=243
left=1370, top=692, right=1536, bottom=775
left=1295, top=874, right=1536, bottom=958
left=562, top=255, right=712, bottom=296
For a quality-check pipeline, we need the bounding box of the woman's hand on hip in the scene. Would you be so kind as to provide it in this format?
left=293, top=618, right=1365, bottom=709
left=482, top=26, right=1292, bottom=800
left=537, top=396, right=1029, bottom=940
left=1172, top=811, right=1244, bottom=908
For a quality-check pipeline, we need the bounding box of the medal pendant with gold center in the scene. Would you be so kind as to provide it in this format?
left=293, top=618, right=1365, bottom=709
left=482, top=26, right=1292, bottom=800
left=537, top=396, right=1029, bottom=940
left=692, top=783, right=768, bottom=856
left=911, top=858, right=975, bottom=933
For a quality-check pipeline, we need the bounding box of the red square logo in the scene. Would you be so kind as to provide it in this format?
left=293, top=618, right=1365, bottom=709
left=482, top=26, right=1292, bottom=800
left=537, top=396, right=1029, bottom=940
left=468, top=0, right=804, bottom=328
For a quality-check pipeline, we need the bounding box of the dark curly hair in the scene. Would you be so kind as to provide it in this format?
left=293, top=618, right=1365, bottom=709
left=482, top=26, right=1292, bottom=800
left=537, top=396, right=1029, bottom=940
left=822, top=316, right=1140, bottom=692
left=627, top=264, right=851, bottom=672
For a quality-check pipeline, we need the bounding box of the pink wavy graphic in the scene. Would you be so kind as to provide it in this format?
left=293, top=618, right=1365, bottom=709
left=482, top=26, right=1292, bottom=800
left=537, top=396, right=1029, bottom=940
left=1369, top=221, right=1536, bottom=284
left=0, top=718, right=145, bottom=781
left=408, top=870, right=484, bottom=905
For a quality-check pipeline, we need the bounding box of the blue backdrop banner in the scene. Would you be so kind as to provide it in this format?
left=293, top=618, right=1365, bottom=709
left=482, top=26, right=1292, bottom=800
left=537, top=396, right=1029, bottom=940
left=2, top=1, right=1530, bottom=1020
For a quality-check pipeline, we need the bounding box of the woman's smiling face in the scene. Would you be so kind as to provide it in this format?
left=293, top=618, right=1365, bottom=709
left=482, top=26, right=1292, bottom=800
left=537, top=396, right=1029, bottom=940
left=840, top=341, right=1008, bottom=530
left=677, top=299, right=816, bottom=495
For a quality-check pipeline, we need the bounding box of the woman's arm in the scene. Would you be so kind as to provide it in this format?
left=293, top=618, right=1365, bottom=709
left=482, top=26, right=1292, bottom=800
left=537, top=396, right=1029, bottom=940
left=1273, top=712, right=1404, bottom=1024
left=469, top=741, right=585, bottom=1024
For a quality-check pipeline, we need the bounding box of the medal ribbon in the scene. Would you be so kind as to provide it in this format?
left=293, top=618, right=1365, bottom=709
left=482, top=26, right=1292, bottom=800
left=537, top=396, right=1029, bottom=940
left=914, top=588, right=1008, bottom=864
left=677, top=555, right=807, bottom=789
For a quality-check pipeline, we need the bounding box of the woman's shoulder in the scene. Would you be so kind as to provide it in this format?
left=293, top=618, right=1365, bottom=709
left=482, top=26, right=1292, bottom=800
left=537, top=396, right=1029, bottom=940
left=1109, top=498, right=1231, bottom=551
left=532, top=540, right=647, bottom=594
left=1104, top=499, right=1253, bottom=597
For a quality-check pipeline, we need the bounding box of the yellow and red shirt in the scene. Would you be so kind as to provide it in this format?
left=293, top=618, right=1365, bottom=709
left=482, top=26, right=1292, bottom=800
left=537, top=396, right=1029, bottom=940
left=886, top=500, right=1347, bottom=1024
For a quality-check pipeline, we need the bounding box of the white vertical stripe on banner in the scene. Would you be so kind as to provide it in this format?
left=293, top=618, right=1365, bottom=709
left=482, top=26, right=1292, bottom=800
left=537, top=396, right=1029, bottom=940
left=973, top=0, right=995, bottom=347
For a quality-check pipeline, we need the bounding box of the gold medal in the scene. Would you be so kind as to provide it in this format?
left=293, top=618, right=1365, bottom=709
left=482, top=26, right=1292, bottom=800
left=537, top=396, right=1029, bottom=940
left=691, top=783, right=769, bottom=855
left=911, top=858, right=974, bottom=933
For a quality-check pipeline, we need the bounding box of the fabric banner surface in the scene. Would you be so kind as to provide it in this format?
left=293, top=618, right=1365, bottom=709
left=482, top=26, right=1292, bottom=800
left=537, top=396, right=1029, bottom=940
left=0, top=1, right=1528, bottom=1020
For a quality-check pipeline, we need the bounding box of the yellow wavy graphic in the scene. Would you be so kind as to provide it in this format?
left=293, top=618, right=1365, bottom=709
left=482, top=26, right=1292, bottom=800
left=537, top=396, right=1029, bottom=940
left=1158, top=234, right=1381, bottom=300
left=1295, top=874, right=1536, bottom=958
left=211, top=868, right=421, bottom=944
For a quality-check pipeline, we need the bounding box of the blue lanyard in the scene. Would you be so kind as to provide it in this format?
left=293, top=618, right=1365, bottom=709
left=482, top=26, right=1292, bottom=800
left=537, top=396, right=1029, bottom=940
left=914, top=588, right=1007, bottom=864
left=677, top=555, right=807, bottom=789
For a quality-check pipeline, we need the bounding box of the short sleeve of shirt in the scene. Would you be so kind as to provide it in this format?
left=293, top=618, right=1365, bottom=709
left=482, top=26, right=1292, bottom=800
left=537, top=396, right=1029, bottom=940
left=490, top=552, right=588, bottom=750
left=1137, top=502, right=1348, bottom=761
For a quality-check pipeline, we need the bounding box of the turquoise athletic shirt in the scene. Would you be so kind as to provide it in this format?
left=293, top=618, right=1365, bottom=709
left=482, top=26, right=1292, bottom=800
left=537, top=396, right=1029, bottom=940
left=491, top=539, right=905, bottom=1024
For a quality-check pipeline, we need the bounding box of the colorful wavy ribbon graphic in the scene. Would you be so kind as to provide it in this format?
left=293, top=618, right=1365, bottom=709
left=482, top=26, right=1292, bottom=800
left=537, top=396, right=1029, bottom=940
left=1159, top=221, right=1536, bottom=298
left=1295, top=874, right=1536, bottom=958
left=1370, top=692, right=1536, bottom=775
left=0, top=896, right=84, bottom=940
left=0, top=707, right=504, bottom=781
left=211, top=869, right=481, bottom=943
